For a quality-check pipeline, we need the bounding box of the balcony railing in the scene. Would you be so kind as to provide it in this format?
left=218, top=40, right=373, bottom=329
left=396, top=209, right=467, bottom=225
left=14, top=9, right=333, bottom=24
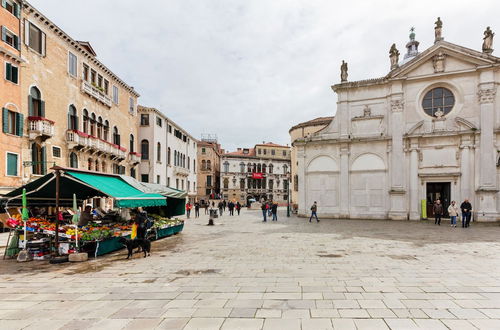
left=81, top=80, right=112, bottom=107
left=129, top=152, right=141, bottom=164
left=66, top=130, right=127, bottom=159
left=28, top=116, right=55, bottom=140
left=173, top=166, right=190, bottom=177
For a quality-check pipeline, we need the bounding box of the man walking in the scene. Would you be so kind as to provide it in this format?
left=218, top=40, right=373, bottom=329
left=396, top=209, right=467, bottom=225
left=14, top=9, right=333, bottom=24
left=460, top=198, right=472, bottom=228
left=271, top=202, right=278, bottom=221
left=194, top=202, right=200, bottom=218
left=236, top=202, right=241, bottom=215
left=309, top=201, right=319, bottom=223
left=433, top=199, right=443, bottom=225
left=261, top=202, right=267, bottom=222
left=218, top=201, right=224, bottom=216
left=228, top=201, right=234, bottom=216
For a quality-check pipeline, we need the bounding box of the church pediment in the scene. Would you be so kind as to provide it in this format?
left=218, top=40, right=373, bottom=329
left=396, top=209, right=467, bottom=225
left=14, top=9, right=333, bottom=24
left=387, top=41, right=500, bottom=79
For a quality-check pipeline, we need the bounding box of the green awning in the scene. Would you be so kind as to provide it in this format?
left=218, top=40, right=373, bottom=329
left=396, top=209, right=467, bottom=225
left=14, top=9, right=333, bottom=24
left=120, top=176, right=187, bottom=199
left=66, top=171, right=167, bottom=208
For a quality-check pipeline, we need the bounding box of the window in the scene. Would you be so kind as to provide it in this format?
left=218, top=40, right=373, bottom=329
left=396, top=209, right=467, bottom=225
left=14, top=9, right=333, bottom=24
left=207, top=160, right=211, bottom=170
left=262, top=164, right=267, bottom=173
left=294, top=174, right=298, bottom=191
left=206, top=175, right=212, bottom=186
left=283, top=150, right=287, bottom=156
left=167, top=147, right=171, bottom=165
left=26, top=21, right=46, bottom=55
left=129, top=134, right=135, bottom=153
left=90, top=69, right=96, bottom=84
left=104, top=79, right=109, bottom=95
left=283, top=164, right=288, bottom=174
left=269, top=164, right=273, bottom=174
left=187, top=180, right=190, bottom=191
left=141, top=174, right=149, bottom=183
left=201, top=147, right=206, bottom=154
left=271, top=149, right=275, bottom=155
left=87, top=158, right=92, bottom=171
left=69, top=152, right=78, bottom=168
left=5, top=62, right=18, bottom=84
left=193, top=159, right=196, bottom=173
left=101, top=162, right=106, bottom=173
left=67, top=105, right=78, bottom=130
left=90, top=113, right=96, bottom=136
left=156, top=116, right=162, bottom=127
left=201, top=160, right=206, bottom=170
left=157, top=142, right=161, bottom=162
left=1, top=26, right=19, bottom=50
left=257, top=164, right=261, bottom=173
left=2, top=108, right=23, bottom=136
left=2, top=0, right=21, bottom=18
left=68, top=52, right=77, bottom=77
left=82, top=109, right=88, bottom=133
left=52, top=146, right=61, bottom=158
left=168, top=125, right=172, bottom=133
left=262, top=178, right=266, bottom=189
left=167, top=177, right=170, bottom=187
left=112, top=85, right=119, bottom=104
left=141, top=140, right=149, bottom=160
left=205, top=188, right=211, bottom=195
left=157, top=175, right=160, bottom=184
left=223, top=178, right=229, bottom=189
left=176, top=178, right=179, bottom=189
left=6, top=152, right=18, bottom=176
left=258, top=149, right=261, bottom=155
left=269, top=179, right=273, bottom=190
left=82, top=64, right=89, bottom=81
left=240, top=162, right=245, bottom=173
left=240, top=179, right=245, bottom=190
left=181, top=179, right=184, bottom=190
left=31, top=143, right=46, bottom=175
left=130, top=167, right=136, bottom=178
left=263, top=149, right=267, bottom=155
left=422, top=87, right=455, bottom=117
left=129, top=97, right=135, bottom=114
left=187, top=156, right=190, bottom=169
left=95, top=159, right=99, bottom=172
left=97, top=117, right=103, bottom=138
left=29, top=86, right=44, bottom=117
left=113, top=126, right=120, bottom=146
left=97, top=74, right=103, bottom=88
left=223, top=161, right=229, bottom=173
left=140, top=114, right=149, bottom=126
left=103, top=120, right=109, bottom=141
left=283, top=179, right=289, bottom=190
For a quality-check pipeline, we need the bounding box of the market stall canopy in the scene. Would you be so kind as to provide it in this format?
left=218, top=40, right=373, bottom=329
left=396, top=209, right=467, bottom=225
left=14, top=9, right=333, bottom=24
left=2, top=168, right=167, bottom=208
left=120, top=176, right=187, bottom=199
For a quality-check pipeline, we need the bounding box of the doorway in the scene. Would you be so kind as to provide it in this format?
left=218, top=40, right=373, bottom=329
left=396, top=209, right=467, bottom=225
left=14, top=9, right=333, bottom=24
left=426, top=182, right=451, bottom=218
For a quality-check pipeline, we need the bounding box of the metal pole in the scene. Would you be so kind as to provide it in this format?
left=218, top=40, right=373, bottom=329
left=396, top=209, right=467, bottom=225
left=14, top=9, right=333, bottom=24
left=54, top=169, right=60, bottom=256
left=287, top=172, right=290, bottom=217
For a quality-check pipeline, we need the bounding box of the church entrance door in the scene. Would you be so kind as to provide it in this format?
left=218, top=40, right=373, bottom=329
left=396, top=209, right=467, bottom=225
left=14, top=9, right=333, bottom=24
left=426, top=182, right=451, bottom=218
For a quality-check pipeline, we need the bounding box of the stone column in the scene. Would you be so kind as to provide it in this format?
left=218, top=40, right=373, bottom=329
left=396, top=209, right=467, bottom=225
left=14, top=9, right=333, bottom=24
left=460, top=137, right=472, bottom=202
left=339, top=144, right=349, bottom=218
left=388, top=98, right=407, bottom=220
left=409, top=140, right=419, bottom=220
left=296, top=145, right=307, bottom=216
left=476, top=84, right=498, bottom=221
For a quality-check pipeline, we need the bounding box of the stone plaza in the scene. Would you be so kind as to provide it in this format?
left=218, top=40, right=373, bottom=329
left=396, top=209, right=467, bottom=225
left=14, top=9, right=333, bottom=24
left=1, top=210, right=500, bottom=329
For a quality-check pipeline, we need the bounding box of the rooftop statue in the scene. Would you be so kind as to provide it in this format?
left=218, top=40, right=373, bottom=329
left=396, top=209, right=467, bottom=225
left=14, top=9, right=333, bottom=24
left=482, top=26, right=494, bottom=54
left=340, top=60, right=348, bottom=82
left=434, top=17, right=443, bottom=43
left=389, top=43, right=400, bottom=70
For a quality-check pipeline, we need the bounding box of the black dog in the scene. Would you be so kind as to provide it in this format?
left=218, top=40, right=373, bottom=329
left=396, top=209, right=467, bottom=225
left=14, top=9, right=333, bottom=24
left=118, top=237, right=151, bottom=259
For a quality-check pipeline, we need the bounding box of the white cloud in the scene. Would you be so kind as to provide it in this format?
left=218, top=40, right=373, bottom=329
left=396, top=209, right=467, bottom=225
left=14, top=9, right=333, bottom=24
left=29, top=0, right=500, bottom=150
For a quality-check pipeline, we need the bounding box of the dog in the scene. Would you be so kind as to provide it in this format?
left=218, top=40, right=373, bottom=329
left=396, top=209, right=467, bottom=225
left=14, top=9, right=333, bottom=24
left=118, top=237, right=151, bottom=259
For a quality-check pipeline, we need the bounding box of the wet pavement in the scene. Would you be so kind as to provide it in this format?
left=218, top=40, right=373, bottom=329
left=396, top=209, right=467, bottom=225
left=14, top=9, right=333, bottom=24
left=1, top=209, right=500, bottom=329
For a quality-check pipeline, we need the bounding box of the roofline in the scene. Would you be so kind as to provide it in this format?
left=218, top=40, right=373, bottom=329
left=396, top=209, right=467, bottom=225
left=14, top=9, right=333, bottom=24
left=137, top=105, right=196, bottom=141
left=288, top=117, right=334, bottom=133
left=24, top=1, right=140, bottom=97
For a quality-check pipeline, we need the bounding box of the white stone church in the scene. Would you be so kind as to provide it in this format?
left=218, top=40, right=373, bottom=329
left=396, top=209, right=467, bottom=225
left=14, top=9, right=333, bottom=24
left=295, top=22, right=499, bottom=222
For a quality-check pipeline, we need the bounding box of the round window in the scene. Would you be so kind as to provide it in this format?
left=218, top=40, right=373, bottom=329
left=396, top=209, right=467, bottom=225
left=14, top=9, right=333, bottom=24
left=422, top=87, right=455, bottom=117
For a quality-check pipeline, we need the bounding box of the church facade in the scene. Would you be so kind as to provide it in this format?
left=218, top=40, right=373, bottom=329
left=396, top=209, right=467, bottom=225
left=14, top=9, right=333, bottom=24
left=295, top=24, right=500, bottom=222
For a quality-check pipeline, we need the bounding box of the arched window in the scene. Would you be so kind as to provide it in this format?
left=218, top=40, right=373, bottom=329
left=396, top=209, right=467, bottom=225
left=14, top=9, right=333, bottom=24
left=247, top=163, right=252, bottom=173
left=157, top=142, right=161, bottom=162
left=269, top=164, right=274, bottom=174
left=257, top=164, right=261, bottom=173
left=69, top=152, right=78, bottom=168
left=101, top=161, right=106, bottom=173
left=201, top=160, right=206, bottom=170
left=283, top=164, right=288, bottom=174
left=129, top=134, right=135, bottom=153
left=207, top=160, right=211, bottom=170
left=90, top=113, right=96, bottom=136
left=262, top=164, right=267, bottom=173
left=97, top=116, right=103, bottom=138
left=82, top=109, right=89, bottom=133
left=224, top=161, right=229, bottom=173
left=141, top=140, right=149, bottom=160
left=113, top=126, right=120, bottom=146
left=187, top=156, right=190, bottom=169
left=31, top=143, right=46, bottom=175
left=95, top=159, right=99, bottom=172
left=253, top=163, right=257, bottom=173
left=183, top=154, right=186, bottom=168
left=193, top=159, right=196, bottom=173
left=174, top=150, right=177, bottom=166
left=240, top=162, right=245, bottom=173
left=68, top=105, right=78, bottom=130
left=29, top=86, right=44, bottom=117
left=103, top=120, right=109, bottom=141
left=223, top=178, right=229, bottom=189
left=87, top=158, right=92, bottom=171
left=167, top=147, right=171, bottom=165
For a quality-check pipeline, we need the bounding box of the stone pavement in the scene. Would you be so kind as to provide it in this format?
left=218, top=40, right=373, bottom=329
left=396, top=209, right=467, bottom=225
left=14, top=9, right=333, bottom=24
left=1, top=209, right=500, bottom=329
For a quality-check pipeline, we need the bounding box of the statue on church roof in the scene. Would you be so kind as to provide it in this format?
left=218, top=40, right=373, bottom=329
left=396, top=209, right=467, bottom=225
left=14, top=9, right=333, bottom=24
left=434, top=17, right=443, bottom=43
left=482, top=26, right=494, bottom=54
left=340, top=60, right=348, bottom=82
left=389, top=43, right=400, bottom=70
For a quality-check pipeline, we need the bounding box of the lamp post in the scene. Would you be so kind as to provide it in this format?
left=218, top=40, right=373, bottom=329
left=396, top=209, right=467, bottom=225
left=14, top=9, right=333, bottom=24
left=286, top=171, right=290, bottom=217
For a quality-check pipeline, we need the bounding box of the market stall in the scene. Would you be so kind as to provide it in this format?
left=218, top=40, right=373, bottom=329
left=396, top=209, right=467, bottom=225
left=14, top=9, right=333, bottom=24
left=1, top=167, right=185, bottom=260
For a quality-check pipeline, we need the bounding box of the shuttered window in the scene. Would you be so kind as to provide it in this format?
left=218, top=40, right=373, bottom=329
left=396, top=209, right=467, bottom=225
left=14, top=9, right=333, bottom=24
left=112, top=86, right=119, bottom=104
left=25, top=20, right=46, bottom=56
left=1, top=26, right=19, bottom=50
left=2, top=0, right=20, bottom=18
left=5, top=62, right=18, bottom=84
left=6, top=152, right=18, bottom=176
left=2, top=108, right=23, bottom=136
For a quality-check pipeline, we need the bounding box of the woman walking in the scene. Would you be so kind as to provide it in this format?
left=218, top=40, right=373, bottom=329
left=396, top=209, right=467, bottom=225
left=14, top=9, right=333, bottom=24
left=448, top=200, right=459, bottom=227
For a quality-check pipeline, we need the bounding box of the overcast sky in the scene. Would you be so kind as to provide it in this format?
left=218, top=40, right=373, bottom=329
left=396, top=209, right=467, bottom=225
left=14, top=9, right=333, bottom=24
left=29, top=0, right=499, bottom=151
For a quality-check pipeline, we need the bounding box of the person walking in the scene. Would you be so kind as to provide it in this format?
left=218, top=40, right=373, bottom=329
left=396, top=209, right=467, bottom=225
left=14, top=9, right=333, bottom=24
left=460, top=198, right=472, bottom=228
left=223, top=200, right=227, bottom=212
left=194, top=202, right=200, bottom=218
left=185, top=202, right=192, bottom=219
left=236, top=202, right=241, bottom=215
left=218, top=201, right=224, bottom=216
left=433, top=199, right=443, bottom=225
left=261, top=202, right=267, bottom=222
left=228, top=201, right=235, bottom=216
left=309, top=201, right=319, bottom=223
left=204, top=202, right=209, bottom=215
left=448, top=200, right=459, bottom=227
left=271, top=202, right=278, bottom=221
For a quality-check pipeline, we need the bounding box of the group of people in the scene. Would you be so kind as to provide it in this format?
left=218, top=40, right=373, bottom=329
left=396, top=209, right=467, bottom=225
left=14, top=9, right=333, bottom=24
left=185, top=200, right=242, bottom=218
left=261, top=201, right=279, bottom=222
left=432, top=198, right=473, bottom=228
left=218, top=200, right=242, bottom=216
left=185, top=202, right=201, bottom=219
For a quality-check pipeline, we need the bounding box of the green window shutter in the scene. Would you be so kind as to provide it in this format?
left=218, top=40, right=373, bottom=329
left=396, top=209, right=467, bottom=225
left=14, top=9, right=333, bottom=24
left=11, top=65, right=18, bottom=84
left=16, top=113, right=23, bottom=136
left=5, top=62, right=11, bottom=81
left=14, top=3, right=20, bottom=18
left=40, top=100, right=45, bottom=117
left=41, top=146, right=47, bottom=174
left=1, top=0, right=6, bottom=9
left=13, top=34, right=19, bottom=50
left=7, top=153, right=18, bottom=176
left=2, top=108, right=9, bottom=133
left=28, top=96, right=33, bottom=116
left=1, top=26, right=6, bottom=42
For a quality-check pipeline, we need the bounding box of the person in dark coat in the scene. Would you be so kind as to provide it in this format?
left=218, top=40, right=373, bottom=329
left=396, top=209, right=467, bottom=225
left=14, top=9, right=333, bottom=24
left=194, top=202, right=200, bottom=218
left=271, top=202, right=278, bottom=221
left=223, top=200, right=227, bottom=211
left=236, top=202, right=241, bottom=215
left=261, top=202, right=267, bottom=222
left=228, top=201, right=235, bottom=216
left=218, top=201, right=224, bottom=216
left=460, top=198, right=472, bottom=228
left=433, top=199, right=443, bottom=225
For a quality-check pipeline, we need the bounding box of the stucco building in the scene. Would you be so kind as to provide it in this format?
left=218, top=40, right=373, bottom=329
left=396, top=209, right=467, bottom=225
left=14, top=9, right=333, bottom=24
left=220, top=142, right=291, bottom=205
left=137, top=106, right=197, bottom=202
left=1, top=0, right=23, bottom=194
left=295, top=23, right=500, bottom=222
left=196, top=136, right=223, bottom=203
left=289, top=116, right=333, bottom=208
left=19, top=2, right=140, bottom=187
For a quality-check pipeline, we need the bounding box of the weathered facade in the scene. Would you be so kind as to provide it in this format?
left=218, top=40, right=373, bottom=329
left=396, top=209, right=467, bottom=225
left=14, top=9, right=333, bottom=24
left=296, top=26, right=500, bottom=222
left=196, top=139, right=222, bottom=203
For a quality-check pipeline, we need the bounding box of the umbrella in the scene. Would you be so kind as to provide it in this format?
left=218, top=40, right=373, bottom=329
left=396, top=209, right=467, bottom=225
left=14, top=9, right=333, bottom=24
left=71, top=194, right=80, bottom=250
left=21, top=188, right=29, bottom=250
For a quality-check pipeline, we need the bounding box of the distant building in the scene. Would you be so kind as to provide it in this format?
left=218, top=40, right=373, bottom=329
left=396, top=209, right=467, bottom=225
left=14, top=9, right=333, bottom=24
left=289, top=117, right=333, bottom=208
left=220, top=142, right=291, bottom=205
left=137, top=106, right=197, bottom=202
left=196, top=137, right=223, bottom=204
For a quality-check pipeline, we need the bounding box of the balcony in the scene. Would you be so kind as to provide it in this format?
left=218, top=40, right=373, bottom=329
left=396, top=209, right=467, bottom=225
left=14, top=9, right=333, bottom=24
left=66, top=130, right=127, bottom=159
left=28, top=117, right=55, bottom=140
left=129, top=152, right=141, bottom=165
left=173, top=166, right=190, bottom=177
left=81, top=80, right=112, bottom=107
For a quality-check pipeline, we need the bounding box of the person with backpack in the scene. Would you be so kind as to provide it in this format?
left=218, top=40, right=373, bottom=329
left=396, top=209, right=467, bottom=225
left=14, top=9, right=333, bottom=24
left=309, top=201, right=319, bottom=223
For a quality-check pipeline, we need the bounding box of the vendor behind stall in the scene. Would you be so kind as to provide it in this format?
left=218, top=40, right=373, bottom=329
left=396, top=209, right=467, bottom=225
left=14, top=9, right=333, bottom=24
left=134, top=207, right=149, bottom=240
left=78, top=205, right=93, bottom=227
